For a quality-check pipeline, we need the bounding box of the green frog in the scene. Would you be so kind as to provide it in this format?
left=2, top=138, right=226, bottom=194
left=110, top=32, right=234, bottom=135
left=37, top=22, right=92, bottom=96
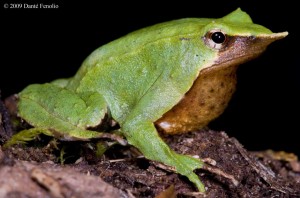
left=7, top=8, right=288, bottom=192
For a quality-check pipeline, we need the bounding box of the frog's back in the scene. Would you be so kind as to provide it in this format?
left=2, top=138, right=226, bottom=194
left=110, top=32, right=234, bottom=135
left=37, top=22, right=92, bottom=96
left=81, top=19, right=209, bottom=70
left=95, top=18, right=210, bottom=60
left=66, top=18, right=211, bottom=90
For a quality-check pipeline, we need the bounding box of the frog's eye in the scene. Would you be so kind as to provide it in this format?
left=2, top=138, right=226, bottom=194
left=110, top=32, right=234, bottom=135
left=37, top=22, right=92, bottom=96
left=211, top=32, right=226, bottom=44
left=204, top=30, right=227, bottom=50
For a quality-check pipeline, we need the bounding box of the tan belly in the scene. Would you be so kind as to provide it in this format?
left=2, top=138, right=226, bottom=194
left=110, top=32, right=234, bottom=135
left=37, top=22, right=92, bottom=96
left=155, top=65, right=238, bottom=134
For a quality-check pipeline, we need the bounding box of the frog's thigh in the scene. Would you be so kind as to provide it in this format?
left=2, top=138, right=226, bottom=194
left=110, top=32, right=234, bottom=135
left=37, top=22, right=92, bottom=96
left=18, top=83, right=108, bottom=131
left=122, top=121, right=205, bottom=191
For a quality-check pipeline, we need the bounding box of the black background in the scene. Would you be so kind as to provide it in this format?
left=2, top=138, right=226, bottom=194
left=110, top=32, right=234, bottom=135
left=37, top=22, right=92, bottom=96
left=2, top=1, right=299, bottom=157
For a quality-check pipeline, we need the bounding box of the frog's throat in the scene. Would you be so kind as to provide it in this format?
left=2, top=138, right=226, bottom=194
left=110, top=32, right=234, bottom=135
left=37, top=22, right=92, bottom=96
left=155, top=61, right=238, bottom=134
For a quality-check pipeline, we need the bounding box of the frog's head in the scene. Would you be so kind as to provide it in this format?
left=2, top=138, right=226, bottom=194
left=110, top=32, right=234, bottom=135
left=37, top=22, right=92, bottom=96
left=201, top=8, right=288, bottom=71
left=156, top=9, right=288, bottom=134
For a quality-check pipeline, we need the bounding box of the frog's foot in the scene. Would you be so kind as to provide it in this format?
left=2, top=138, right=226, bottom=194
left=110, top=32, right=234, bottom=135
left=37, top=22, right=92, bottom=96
left=3, top=128, right=45, bottom=148
left=169, top=152, right=206, bottom=192
left=122, top=123, right=206, bottom=192
left=143, top=145, right=205, bottom=192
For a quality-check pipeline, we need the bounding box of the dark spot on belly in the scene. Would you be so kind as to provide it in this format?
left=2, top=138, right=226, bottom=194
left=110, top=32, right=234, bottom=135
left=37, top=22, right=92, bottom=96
left=199, top=100, right=206, bottom=106
left=209, top=105, right=215, bottom=110
left=220, top=82, right=225, bottom=87
left=221, top=100, right=227, bottom=106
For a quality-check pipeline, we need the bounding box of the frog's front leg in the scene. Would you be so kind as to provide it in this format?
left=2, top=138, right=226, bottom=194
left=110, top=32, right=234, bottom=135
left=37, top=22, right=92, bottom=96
left=122, top=121, right=205, bottom=192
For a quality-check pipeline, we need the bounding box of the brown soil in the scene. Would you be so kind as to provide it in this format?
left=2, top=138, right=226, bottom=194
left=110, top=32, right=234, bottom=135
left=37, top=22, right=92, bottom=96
left=1, top=96, right=300, bottom=198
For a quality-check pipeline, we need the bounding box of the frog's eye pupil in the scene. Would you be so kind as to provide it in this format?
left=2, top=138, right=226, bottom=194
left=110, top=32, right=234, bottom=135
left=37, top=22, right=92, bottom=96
left=211, top=32, right=226, bottom=44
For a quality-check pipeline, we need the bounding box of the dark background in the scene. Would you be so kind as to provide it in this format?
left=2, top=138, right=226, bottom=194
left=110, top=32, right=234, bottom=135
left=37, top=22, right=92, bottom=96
left=2, top=1, right=299, bottom=157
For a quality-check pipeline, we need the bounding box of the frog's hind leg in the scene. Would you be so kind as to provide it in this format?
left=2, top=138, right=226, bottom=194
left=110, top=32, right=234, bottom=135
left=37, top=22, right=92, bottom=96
left=5, top=83, right=111, bottom=147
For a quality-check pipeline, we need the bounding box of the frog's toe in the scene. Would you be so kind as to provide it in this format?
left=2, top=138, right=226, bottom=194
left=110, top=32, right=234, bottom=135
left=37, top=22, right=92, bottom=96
left=174, top=154, right=206, bottom=192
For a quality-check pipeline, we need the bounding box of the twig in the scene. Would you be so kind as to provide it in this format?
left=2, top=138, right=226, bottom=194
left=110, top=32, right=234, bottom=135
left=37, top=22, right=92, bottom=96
left=202, top=164, right=239, bottom=186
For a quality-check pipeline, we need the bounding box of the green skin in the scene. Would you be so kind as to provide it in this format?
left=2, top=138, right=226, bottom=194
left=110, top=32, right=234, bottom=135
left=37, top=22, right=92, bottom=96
left=8, top=8, right=287, bottom=192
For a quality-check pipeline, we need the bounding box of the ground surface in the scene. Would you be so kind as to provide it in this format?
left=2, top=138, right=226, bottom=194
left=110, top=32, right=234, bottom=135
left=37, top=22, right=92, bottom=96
left=1, top=97, right=300, bottom=198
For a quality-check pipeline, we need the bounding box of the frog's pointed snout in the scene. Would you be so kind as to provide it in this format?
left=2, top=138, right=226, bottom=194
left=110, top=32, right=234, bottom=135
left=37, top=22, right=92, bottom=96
left=259, top=31, right=288, bottom=45
left=250, top=31, right=288, bottom=53
left=272, top=31, right=288, bottom=38
left=268, top=31, right=288, bottom=40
